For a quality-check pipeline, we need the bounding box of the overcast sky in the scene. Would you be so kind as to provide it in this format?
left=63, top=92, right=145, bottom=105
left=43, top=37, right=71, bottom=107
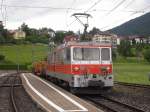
left=1, top=0, right=150, bottom=32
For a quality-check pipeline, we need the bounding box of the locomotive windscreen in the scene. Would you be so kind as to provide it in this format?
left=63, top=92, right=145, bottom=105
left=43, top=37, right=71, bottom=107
left=73, top=48, right=100, bottom=60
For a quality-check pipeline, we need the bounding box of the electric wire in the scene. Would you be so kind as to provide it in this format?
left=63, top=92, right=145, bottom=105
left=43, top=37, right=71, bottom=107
left=1, top=4, right=82, bottom=10
left=100, top=11, right=144, bottom=30
left=66, top=0, right=76, bottom=29
left=106, top=0, right=127, bottom=16
left=124, top=0, right=135, bottom=9
left=85, top=0, right=103, bottom=13
left=1, top=0, right=149, bottom=31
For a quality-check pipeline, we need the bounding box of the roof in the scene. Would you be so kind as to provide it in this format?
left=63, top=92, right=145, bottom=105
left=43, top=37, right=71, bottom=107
left=56, top=41, right=112, bottom=50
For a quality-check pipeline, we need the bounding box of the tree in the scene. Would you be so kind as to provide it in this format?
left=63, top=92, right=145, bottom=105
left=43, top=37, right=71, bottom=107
left=0, top=55, right=5, bottom=61
left=118, top=40, right=132, bottom=58
left=135, top=43, right=144, bottom=61
left=54, top=31, right=65, bottom=44
left=144, top=48, right=150, bottom=63
left=53, top=31, right=74, bottom=44
left=89, top=27, right=101, bottom=36
left=0, top=22, right=13, bottom=43
left=21, top=23, right=31, bottom=36
left=0, top=35, right=5, bottom=43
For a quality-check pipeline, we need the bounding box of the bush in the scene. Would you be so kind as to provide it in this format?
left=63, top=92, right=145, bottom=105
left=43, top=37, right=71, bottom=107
left=0, top=64, right=27, bottom=70
left=0, top=55, right=5, bottom=61
left=144, top=49, right=150, bottom=63
left=112, top=49, right=117, bottom=60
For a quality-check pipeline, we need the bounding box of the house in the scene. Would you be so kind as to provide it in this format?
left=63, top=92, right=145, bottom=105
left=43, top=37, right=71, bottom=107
left=92, top=33, right=120, bottom=48
left=128, top=35, right=149, bottom=44
left=63, top=35, right=79, bottom=43
left=10, top=29, right=26, bottom=39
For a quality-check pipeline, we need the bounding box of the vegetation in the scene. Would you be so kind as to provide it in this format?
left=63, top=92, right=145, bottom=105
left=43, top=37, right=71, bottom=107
left=0, top=55, right=5, bottom=61
left=144, top=48, right=150, bottom=63
left=118, top=40, right=132, bottom=58
left=0, top=44, right=48, bottom=69
left=114, top=63, right=150, bottom=85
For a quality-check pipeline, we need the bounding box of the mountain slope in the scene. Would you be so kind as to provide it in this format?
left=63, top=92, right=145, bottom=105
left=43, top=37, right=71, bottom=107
left=109, top=12, right=150, bottom=36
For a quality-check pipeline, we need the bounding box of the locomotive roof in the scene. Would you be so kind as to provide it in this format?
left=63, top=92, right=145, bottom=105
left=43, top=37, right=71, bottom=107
left=56, top=41, right=112, bottom=50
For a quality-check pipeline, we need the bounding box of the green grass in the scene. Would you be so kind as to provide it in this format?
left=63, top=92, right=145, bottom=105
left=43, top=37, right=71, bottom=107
left=0, top=44, right=49, bottom=69
left=113, top=63, right=150, bottom=85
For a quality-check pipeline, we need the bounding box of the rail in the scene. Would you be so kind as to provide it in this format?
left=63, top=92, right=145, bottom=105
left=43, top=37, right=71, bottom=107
left=115, top=81, right=150, bottom=89
left=84, top=95, right=145, bottom=112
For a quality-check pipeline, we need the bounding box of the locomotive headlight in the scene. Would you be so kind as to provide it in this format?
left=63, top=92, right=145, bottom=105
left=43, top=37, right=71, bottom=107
left=106, top=66, right=110, bottom=70
left=101, top=66, right=110, bottom=72
left=73, top=66, right=80, bottom=71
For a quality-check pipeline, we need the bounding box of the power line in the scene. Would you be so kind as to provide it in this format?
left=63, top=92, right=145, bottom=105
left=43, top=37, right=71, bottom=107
left=66, top=0, right=146, bottom=28
left=2, top=4, right=82, bottom=10
left=100, top=11, right=142, bottom=30
left=67, top=18, right=77, bottom=27
left=106, top=0, right=127, bottom=16
left=66, top=0, right=76, bottom=29
left=89, top=9, right=144, bottom=13
left=67, top=0, right=103, bottom=28
left=124, top=0, right=135, bottom=9
left=85, top=0, right=103, bottom=13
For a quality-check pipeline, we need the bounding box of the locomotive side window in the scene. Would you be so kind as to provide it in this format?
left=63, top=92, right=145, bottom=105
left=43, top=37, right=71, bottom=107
left=66, top=48, right=70, bottom=60
left=101, top=48, right=110, bottom=60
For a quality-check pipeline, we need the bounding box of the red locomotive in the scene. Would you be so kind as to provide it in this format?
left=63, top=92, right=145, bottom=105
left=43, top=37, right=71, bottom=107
left=34, top=41, right=113, bottom=93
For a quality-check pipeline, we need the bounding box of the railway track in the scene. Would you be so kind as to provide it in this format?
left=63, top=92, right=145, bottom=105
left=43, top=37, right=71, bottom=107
left=0, top=72, right=46, bottom=112
left=0, top=74, right=21, bottom=112
left=84, top=95, right=145, bottom=112
left=115, top=81, right=150, bottom=89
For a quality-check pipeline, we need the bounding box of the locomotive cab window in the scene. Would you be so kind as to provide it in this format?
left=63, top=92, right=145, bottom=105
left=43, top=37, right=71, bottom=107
left=73, top=48, right=100, bottom=60
left=73, top=48, right=82, bottom=60
left=101, top=48, right=110, bottom=61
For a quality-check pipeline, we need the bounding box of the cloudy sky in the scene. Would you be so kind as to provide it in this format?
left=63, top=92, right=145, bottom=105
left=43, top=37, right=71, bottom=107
left=1, top=0, right=150, bottom=32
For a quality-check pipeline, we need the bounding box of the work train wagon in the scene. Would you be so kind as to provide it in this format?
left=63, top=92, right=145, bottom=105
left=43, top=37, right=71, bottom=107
left=45, top=42, right=113, bottom=93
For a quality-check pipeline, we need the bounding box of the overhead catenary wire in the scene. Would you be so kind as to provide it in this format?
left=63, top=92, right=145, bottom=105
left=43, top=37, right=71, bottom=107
left=66, top=0, right=148, bottom=29
left=106, top=0, right=127, bottom=16
left=84, top=0, right=103, bottom=13
left=100, top=11, right=144, bottom=30
left=1, top=0, right=149, bottom=31
left=1, top=4, right=82, bottom=10
left=67, top=0, right=103, bottom=28
left=124, top=0, right=135, bottom=9
left=66, top=0, right=76, bottom=29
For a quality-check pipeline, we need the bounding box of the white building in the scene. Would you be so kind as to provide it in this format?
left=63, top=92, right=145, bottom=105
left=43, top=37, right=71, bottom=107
left=13, top=29, right=26, bottom=39
left=92, top=34, right=120, bottom=48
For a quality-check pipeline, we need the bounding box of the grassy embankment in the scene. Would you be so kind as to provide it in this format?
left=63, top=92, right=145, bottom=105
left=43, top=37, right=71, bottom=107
left=0, top=44, right=49, bottom=69
left=0, top=44, right=150, bottom=84
left=114, top=62, right=150, bottom=85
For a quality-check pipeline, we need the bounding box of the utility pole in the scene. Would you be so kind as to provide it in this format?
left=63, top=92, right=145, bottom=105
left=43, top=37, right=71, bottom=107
left=72, top=13, right=92, bottom=40
left=16, top=46, right=20, bottom=73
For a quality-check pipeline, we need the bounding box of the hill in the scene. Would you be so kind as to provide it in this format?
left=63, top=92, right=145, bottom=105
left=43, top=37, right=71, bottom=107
left=109, top=12, right=150, bottom=36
